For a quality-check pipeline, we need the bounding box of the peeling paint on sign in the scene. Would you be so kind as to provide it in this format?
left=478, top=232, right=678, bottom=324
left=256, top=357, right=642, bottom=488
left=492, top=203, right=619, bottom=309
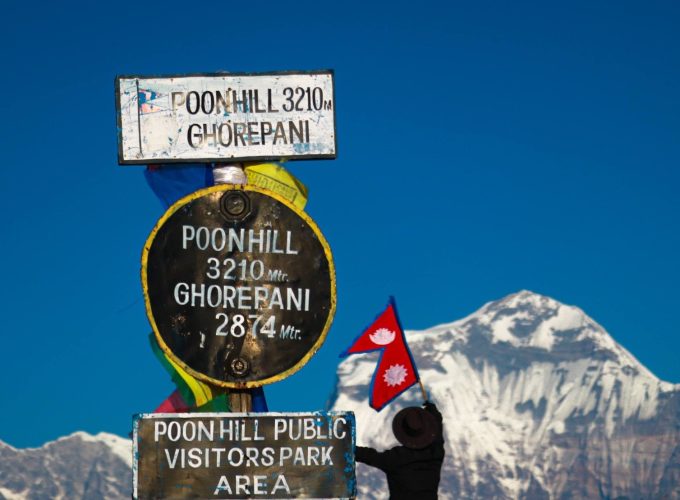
left=133, top=411, right=356, bottom=499
left=116, top=71, right=336, bottom=164
left=142, top=184, right=336, bottom=388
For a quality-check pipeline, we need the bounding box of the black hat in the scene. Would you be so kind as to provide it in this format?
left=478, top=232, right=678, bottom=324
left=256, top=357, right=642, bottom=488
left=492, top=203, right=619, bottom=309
left=392, top=406, right=440, bottom=449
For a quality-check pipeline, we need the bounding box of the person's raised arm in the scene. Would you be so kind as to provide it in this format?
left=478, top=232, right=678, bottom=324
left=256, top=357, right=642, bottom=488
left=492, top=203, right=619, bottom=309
left=423, top=401, right=442, bottom=424
left=355, top=446, right=399, bottom=472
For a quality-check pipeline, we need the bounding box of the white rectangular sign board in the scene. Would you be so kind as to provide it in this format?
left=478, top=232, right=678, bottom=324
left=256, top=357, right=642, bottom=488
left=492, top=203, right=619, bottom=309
left=116, top=71, right=336, bottom=164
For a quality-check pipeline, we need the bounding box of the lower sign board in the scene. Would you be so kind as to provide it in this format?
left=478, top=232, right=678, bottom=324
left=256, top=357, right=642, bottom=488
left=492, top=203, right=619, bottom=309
left=133, top=412, right=356, bottom=499
left=142, top=184, right=336, bottom=388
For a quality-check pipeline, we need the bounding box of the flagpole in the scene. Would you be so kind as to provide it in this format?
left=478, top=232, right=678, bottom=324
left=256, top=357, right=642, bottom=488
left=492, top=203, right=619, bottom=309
left=418, top=379, right=428, bottom=403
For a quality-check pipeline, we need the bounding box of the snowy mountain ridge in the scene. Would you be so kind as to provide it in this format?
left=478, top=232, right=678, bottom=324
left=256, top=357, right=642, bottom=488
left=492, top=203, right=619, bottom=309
left=426, top=290, right=676, bottom=427
left=1, top=290, right=678, bottom=499
left=331, top=290, right=680, bottom=499
left=0, top=431, right=131, bottom=499
left=433, top=290, right=661, bottom=377
left=42, top=431, right=132, bottom=467
left=1, top=431, right=132, bottom=469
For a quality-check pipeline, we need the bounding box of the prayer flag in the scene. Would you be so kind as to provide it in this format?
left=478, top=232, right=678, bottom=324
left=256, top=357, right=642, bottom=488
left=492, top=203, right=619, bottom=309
left=144, top=162, right=307, bottom=210
left=154, top=389, right=191, bottom=413
left=245, top=163, right=308, bottom=209
left=144, top=164, right=214, bottom=209
left=149, top=333, right=215, bottom=407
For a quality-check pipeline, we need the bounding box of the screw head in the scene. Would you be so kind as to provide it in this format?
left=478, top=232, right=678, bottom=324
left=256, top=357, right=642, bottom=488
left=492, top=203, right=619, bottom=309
left=220, top=191, right=250, bottom=221
left=229, top=357, right=250, bottom=377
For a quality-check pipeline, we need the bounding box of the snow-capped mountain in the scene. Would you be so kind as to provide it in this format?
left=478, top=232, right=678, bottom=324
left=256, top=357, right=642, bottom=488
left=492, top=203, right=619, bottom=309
left=0, top=432, right=131, bottom=499
left=3, top=291, right=678, bottom=499
left=330, top=290, right=680, bottom=499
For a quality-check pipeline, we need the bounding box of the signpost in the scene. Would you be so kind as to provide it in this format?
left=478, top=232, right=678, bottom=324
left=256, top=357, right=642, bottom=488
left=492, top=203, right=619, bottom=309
left=142, top=184, right=336, bottom=388
left=123, top=68, right=351, bottom=498
left=116, top=71, right=336, bottom=164
left=133, top=412, right=355, bottom=499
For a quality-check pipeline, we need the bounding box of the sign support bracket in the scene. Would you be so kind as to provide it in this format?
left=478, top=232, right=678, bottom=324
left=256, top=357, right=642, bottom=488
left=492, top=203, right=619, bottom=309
left=212, top=161, right=252, bottom=412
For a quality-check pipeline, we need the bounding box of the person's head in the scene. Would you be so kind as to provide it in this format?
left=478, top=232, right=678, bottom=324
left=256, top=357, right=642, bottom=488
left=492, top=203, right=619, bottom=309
left=392, top=406, right=440, bottom=449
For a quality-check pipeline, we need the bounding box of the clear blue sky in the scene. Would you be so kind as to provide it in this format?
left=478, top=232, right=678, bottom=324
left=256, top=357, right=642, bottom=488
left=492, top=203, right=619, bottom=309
left=1, top=0, right=678, bottom=447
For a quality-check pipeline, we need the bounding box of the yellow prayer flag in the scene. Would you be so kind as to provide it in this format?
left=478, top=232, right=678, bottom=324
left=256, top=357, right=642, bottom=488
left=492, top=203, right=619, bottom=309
left=244, top=163, right=308, bottom=210
left=163, top=351, right=215, bottom=407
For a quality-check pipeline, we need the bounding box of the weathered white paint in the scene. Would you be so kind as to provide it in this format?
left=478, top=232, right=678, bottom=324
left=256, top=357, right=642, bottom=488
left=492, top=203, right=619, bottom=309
left=116, top=72, right=336, bottom=164
left=133, top=412, right=356, bottom=499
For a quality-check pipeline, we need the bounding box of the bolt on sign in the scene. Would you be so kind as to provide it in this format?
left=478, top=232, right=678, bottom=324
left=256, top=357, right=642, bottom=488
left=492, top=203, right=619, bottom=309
left=142, top=184, right=336, bottom=387
left=115, top=71, right=336, bottom=164
left=133, top=412, right=356, bottom=499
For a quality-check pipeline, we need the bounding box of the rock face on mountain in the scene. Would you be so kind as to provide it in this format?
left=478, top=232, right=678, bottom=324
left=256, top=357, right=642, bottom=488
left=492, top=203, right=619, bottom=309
left=330, top=291, right=680, bottom=499
left=0, top=432, right=131, bottom=500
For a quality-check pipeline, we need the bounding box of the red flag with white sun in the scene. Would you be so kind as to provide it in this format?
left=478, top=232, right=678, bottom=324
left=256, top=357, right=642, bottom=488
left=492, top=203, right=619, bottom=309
left=341, top=298, right=420, bottom=411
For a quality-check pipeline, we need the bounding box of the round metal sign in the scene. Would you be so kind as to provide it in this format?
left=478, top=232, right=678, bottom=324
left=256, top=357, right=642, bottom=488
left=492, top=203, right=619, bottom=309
left=142, top=184, right=336, bottom=388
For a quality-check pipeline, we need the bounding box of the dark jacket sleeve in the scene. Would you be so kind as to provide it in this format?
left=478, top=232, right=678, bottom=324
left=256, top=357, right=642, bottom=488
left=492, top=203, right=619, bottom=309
left=423, top=401, right=444, bottom=443
left=423, top=401, right=443, bottom=424
left=355, top=446, right=400, bottom=472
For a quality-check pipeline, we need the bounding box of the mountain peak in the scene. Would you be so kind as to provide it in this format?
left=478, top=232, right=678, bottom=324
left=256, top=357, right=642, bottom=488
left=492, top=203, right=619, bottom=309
left=496, top=288, right=557, bottom=305
left=331, top=291, right=680, bottom=498
left=478, top=290, right=589, bottom=345
left=408, top=290, right=656, bottom=382
left=452, top=290, right=621, bottom=355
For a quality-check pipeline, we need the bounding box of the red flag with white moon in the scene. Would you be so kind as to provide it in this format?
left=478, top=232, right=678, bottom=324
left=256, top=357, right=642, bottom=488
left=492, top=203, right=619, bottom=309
left=341, top=299, right=419, bottom=411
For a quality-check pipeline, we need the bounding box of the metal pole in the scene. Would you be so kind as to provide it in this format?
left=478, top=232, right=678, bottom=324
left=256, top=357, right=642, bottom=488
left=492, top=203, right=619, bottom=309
left=213, top=163, right=247, bottom=185
left=212, top=162, right=252, bottom=412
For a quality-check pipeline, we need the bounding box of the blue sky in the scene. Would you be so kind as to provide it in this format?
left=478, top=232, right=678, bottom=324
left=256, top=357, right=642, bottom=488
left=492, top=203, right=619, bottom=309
left=1, top=0, right=678, bottom=447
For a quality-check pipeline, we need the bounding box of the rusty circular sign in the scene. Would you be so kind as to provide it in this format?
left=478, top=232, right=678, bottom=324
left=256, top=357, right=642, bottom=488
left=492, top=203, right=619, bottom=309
left=142, top=184, right=336, bottom=388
